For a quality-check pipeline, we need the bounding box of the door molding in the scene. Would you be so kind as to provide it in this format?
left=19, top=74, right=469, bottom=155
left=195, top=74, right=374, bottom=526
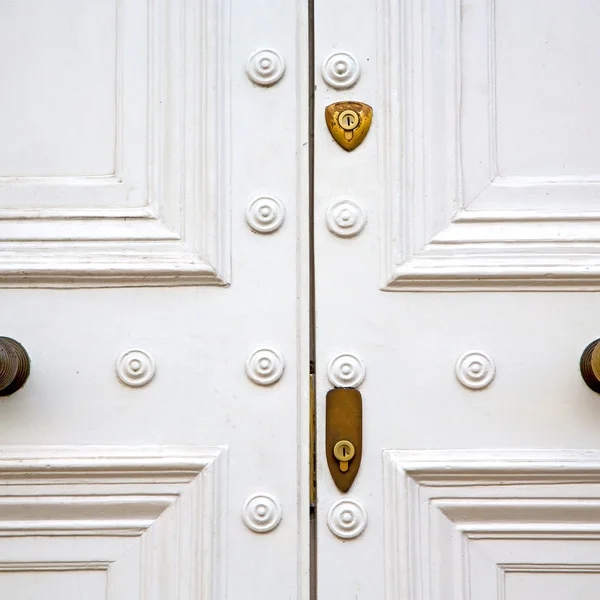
left=0, top=0, right=230, bottom=287
left=384, top=449, right=600, bottom=600
left=0, top=445, right=227, bottom=599
left=378, top=0, right=600, bottom=290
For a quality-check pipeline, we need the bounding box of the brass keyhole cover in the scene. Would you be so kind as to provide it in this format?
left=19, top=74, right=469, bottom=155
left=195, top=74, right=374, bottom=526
left=337, top=109, right=360, bottom=131
left=325, top=101, right=373, bottom=152
left=333, top=440, right=356, bottom=462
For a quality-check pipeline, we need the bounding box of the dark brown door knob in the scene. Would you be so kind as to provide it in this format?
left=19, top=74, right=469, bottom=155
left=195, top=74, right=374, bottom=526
left=0, top=337, right=30, bottom=396
left=580, top=338, right=600, bottom=394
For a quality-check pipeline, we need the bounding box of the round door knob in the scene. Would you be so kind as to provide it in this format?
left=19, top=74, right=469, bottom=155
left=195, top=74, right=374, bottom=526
left=0, top=337, right=30, bottom=396
left=580, top=338, right=600, bottom=394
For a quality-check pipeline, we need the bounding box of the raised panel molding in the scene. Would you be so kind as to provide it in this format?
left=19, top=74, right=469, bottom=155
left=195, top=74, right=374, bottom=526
left=0, top=0, right=230, bottom=287
left=378, top=0, right=600, bottom=290
left=0, top=446, right=227, bottom=600
left=383, top=450, right=600, bottom=600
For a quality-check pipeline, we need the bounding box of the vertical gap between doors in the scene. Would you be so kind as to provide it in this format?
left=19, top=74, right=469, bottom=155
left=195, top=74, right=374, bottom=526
left=308, top=0, right=317, bottom=597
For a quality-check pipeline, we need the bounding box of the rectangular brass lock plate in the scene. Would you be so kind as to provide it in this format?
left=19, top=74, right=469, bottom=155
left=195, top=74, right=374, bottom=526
left=326, top=388, right=362, bottom=492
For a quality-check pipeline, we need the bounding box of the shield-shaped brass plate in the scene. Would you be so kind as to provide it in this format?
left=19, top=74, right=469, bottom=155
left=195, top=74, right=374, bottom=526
left=325, top=101, right=373, bottom=152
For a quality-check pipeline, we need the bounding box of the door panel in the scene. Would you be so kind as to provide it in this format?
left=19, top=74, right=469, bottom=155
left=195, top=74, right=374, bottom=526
left=0, top=1, right=309, bottom=598
left=0, top=447, right=226, bottom=599
left=376, top=0, right=600, bottom=289
left=315, top=1, right=600, bottom=598
left=384, top=450, right=600, bottom=600
left=0, top=0, right=226, bottom=283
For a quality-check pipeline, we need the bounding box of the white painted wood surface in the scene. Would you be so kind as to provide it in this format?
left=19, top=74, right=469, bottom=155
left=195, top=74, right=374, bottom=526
left=315, top=1, right=600, bottom=598
left=384, top=450, right=600, bottom=600
left=0, top=446, right=226, bottom=599
left=0, top=1, right=309, bottom=598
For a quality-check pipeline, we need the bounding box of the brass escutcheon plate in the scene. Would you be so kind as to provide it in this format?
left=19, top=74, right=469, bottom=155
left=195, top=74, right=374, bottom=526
left=326, top=388, right=363, bottom=492
left=325, top=101, right=373, bottom=151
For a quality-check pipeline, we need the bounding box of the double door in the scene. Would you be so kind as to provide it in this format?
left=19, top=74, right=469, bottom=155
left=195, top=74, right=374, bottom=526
left=2, top=1, right=600, bottom=599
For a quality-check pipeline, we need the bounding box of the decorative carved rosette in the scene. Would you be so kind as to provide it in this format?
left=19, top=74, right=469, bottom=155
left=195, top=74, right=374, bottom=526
left=455, top=350, right=495, bottom=390
left=242, top=493, right=282, bottom=533
left=116, top=349, right=155, bottom=387
left=247, top=49, right=286, bottom=86
left=246, top=348, right=285, bottom=386
left=246, top=196, right=285, bottom=233
left=328, top=353, right=366, bottom=388
left=322, top=51, right=360, bottom=89
left=326, top=199, right=367, bottom=237
left=327, top=499, right=367, bottom=539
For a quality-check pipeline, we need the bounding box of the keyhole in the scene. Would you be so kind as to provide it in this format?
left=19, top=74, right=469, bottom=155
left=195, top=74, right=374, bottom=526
left=338, top=109, right=359, bottom=131
left=333, top=440, right=355, bottom=462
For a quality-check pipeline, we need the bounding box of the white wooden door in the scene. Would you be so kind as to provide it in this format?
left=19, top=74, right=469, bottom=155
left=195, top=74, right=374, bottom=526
left=0, top=1, right=308, bottom=599
left=315, top=1, right=600, bottom=598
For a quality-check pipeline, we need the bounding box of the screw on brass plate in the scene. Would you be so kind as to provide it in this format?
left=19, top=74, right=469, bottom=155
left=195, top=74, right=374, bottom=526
left=326, top=388, right=362, bottom=492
